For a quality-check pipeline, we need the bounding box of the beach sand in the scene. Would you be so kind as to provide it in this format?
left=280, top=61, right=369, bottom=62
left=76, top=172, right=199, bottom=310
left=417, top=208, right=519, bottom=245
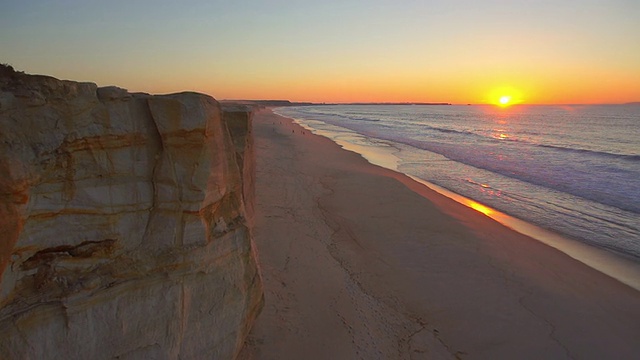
left=238, top=109, right=640, bottom=359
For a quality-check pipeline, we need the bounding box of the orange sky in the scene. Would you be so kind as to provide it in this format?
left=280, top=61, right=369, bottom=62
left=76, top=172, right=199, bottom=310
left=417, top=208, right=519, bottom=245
left=2, top=1, right=639, bottom=104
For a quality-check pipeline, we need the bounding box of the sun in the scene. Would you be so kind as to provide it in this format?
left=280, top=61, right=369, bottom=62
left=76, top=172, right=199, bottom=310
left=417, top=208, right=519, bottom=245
left=499, top=96, right=511, bottom=105
left=487, top=86, right=523, bottom=107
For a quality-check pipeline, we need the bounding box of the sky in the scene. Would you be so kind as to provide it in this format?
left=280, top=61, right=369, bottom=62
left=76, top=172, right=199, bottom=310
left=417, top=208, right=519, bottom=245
left=1, top=0, right=639, bottom=104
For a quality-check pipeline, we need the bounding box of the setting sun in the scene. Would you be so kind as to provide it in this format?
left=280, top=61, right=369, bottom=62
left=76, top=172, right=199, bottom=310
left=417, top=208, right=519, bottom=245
left=487, top=86, right=524, bottom=106
left=499, top=96, right=511, bottom=106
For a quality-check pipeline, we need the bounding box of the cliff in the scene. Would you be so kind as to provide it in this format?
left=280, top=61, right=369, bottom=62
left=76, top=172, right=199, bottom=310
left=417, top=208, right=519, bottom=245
left=0, top=68, right=263, bottom=359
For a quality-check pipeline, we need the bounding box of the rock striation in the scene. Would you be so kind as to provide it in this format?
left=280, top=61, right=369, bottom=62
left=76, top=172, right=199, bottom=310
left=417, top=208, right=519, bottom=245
left=0, top=67, right=263, bottom=359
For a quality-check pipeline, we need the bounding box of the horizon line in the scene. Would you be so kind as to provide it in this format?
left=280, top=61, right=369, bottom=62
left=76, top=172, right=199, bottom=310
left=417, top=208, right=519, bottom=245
left=222, top=99, right=640, bottom=106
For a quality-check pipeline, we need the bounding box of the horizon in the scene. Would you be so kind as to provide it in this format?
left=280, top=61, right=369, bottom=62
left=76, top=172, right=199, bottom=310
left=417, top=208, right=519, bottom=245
left=5, top=63, right=638, bottom=107
left=2, top=1, right=639, bottom=105
left=221, top=99, right=640, bottom=106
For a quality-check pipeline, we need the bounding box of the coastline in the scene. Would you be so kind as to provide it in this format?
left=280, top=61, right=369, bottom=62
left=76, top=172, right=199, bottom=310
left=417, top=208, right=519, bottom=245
left=276, top=104, right=640, bottom=265
left=284, top=108, right=640, bottom=291
left=410, top=176, right=640, bottom=292
left=240, top=108, right=640, bottom=359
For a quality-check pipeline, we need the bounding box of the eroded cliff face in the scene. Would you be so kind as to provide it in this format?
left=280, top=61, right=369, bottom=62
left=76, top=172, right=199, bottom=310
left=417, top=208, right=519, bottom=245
left=0, top=69, right=263, bottom=359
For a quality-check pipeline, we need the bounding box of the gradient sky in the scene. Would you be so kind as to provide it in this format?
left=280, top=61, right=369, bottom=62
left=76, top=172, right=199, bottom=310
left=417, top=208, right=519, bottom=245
left=2, top=0, right=639, bottom=104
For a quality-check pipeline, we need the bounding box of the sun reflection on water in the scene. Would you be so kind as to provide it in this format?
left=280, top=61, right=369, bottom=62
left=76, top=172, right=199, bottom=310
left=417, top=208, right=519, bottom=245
left=465, top=200, right=493, bottom=216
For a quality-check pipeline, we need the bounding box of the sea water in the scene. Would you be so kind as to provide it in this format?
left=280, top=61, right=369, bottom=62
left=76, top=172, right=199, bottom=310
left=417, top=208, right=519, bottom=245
left=274, top=104, right=640, bottom=263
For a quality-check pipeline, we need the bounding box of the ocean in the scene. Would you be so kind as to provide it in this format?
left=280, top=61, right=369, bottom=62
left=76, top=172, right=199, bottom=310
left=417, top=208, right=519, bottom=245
left=274, top=104, right=640, bottom=264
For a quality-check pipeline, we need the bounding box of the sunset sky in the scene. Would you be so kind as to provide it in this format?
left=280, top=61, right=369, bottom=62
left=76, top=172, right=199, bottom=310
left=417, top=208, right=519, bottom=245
left=2, top=0, right=639, bottom=104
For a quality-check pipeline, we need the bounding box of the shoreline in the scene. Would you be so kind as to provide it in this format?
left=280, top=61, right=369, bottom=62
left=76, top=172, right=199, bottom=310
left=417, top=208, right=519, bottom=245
left=283, top=109, right=640, bottom=291
left=240, top=108, right=640, bottom=359
left=410, top=176, right=640, bottom=291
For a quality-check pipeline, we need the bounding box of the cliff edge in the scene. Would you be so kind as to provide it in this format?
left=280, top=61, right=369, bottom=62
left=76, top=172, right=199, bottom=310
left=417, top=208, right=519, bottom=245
left=0, top=67, right=263, bottom=359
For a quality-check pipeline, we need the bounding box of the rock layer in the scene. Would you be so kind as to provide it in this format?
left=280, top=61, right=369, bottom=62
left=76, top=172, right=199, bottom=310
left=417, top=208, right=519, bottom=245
left=0, top=69, right=263, bottom=359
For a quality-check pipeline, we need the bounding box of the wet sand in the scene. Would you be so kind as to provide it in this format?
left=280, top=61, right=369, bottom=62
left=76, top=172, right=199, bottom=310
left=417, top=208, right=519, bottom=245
left=238, top=108, right=640, bottom=360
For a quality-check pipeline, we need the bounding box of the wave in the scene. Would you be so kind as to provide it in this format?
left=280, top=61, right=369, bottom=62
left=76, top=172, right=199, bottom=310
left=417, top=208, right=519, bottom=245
left=401, top=124, right=640, bottom=163
left=374, top=135, right=640, bottom=214
left=289, top=109, right=382, bottom=124
left=356, top=121, right=482, bottom=140
left=360, top=121, right=638, bottom=163
left=343, top=116, right=380, bottom=123
left=536, top=143, right=640, bottom=162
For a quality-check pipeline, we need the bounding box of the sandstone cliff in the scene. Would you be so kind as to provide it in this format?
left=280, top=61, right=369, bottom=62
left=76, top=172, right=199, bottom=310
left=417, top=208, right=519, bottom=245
left=0, top=67, right=263, bottom=359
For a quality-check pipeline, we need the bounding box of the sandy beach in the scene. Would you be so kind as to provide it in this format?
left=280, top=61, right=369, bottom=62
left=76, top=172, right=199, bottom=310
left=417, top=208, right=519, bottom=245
left=238, top=109, right=640, bottom=360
